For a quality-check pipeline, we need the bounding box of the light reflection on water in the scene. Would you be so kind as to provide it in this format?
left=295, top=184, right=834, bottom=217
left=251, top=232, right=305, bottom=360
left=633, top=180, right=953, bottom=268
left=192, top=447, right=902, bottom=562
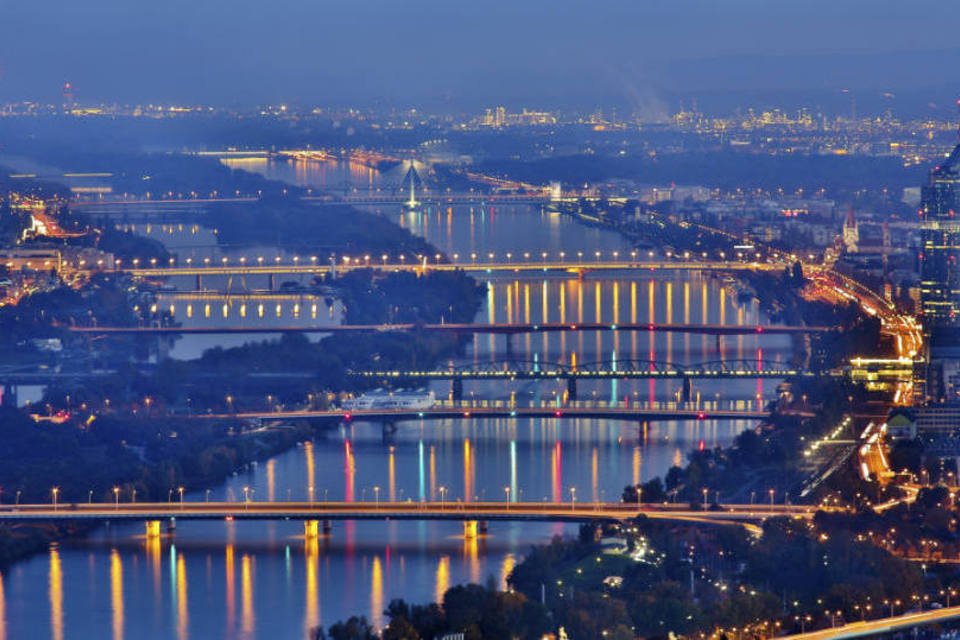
left=0, top=160, right=801, bottom=638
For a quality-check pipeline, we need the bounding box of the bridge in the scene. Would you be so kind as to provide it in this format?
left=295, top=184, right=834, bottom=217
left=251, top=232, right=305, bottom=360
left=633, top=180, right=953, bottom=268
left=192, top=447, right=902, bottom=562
left=353, top=358, right=808, bottom=400
left=0, top=500, right=819, bottom=539
left=68, top=321, right=833, bottom=337
left=190, top=405, right=781, bottom=425
left=356, top=358, right=804, bottom=381
left=69, top=192, right=552, bottom=211
left=94, top=258, right=783, bottom=279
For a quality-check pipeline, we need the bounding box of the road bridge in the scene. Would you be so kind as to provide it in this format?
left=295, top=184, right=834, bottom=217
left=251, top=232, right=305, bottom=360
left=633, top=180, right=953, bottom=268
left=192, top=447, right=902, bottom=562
left=352, top=358, right=809, bottom=401
left=68, top=321, right=834, bottom=337
left=0, top=500, right=818, bottom=539
left=190, top=405, right=782, bottom=425
left=113, top=259, right=782, bottom=279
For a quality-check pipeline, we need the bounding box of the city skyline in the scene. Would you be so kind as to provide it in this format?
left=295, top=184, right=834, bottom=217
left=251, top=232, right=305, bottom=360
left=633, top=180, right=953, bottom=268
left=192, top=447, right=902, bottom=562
left=2, top=1, right=960, bottom=114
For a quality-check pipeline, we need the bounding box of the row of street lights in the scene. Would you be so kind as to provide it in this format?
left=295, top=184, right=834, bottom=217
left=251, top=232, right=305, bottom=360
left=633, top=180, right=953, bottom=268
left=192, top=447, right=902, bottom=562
left=105, top=247, right=782, bottom=271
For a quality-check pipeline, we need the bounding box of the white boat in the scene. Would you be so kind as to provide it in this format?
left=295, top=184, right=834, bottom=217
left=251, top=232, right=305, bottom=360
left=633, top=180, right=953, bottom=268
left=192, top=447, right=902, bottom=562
left=342, top=389, right=436, bottom=411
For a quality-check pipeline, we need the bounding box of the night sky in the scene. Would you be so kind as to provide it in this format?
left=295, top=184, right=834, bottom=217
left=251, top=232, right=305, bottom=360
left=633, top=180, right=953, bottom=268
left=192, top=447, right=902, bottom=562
left=2, top=0, right=959, bottom=111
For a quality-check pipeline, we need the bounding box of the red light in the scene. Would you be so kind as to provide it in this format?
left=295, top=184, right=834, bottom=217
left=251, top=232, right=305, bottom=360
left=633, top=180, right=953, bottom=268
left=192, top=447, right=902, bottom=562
left=648, top=324, right=655, bottom=331
left=555, top=410, right=563, bottom=417
left=344, top=412, right=352, bottom=421
left=698, top=412, right=706, bottom=420
left=756, top=326, right=763, bottom=333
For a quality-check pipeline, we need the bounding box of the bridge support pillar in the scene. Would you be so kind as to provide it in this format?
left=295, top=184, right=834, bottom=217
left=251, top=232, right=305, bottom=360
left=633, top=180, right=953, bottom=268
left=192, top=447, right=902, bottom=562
left=714, top=334, right=722, bottom=353
left=269, top=274, right=277, bottom=291
left=304, top=520, right=320, bottom=540
left=505, top=334, right=515, bottom=357
left=1, top=383, right=16, bottom=408
left=145, top=520, right=162, bottom=539
left=479, top=520, right=488, bottom=535
left=566, top=378, right=577, bottom=401
left=463, top=520, right=479, bottom=539
left=681, top=376, right=692, bottom=404
left=323, top=520, right=332, bottom=535
left=195, top=274, right=203, bottom=291
left=452, top=378, right=463, bottom=402
left=167, top=517, right=177, bottom=534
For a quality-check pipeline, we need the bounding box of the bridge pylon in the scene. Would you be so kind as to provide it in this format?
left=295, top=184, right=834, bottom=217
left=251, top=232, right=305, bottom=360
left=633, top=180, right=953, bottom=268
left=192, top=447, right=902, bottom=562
left=681, top=376, right=692, bottom=404
left=463, top=520, right=479, bottom=539
left=145, top=520, right=162, bottom=539
left=566, top=378, right=578, bottom=401
left=451, top=378, right=463, bottom=401
left=1, top=383, right=17, bottom=408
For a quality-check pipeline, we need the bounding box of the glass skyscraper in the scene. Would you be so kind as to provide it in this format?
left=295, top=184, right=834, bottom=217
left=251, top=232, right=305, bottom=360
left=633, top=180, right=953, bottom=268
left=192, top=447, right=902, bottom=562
left=920, top=142, right=960, bottom=327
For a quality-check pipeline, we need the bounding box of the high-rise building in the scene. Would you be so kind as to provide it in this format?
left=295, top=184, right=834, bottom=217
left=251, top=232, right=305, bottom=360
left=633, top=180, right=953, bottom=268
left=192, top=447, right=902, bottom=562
left=919, top=141, right=960, bottom=328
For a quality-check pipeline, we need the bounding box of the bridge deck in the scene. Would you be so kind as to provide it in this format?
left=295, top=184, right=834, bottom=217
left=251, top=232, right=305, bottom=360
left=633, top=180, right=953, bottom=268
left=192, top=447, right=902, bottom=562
left=193, top=406, right=779, bottom=422
left=116, top=260, right=781, bottom=278
left=67, top=321, right=833, bottom=336
left=0, top=501, right=817, bottom=524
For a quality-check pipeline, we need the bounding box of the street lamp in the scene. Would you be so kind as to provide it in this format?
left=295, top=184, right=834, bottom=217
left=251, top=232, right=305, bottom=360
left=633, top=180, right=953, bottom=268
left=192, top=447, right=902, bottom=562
left=178, top=486, right=184, bottom=509
left=570, top=487, right=577, bottom=511
left=373, top=485, right=380, bottom=508
left=439, top=486, right=447, bottom=509
left=52, top=487, right=60, bottom=511
left=504, top=486, right=511, bottom=509
left=113, top=486, right=120, bottom=510
left=88, top=489, right=94, bottom=504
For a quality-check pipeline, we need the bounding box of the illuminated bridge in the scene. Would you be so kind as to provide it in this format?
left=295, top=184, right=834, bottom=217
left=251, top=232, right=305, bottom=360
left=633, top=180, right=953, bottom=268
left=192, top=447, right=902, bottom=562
left=0, top=501, right=819, bottom=538
left=101, top=258, right=784, bottom=279
left=352, top=358, right=809, bottom=400
left=68, top=321, right=834, bottom=337
left=190, top=405, right=783, bottom=425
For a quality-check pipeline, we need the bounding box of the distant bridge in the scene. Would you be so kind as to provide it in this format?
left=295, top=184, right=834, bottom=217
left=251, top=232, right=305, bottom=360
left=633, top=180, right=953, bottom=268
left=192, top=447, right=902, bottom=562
left=354, top=358, right=804, bottom=382
left=190, top=405, right=782, bottom=424
left=68, top=321, right=833, bottom=337
left=352, top=358, right=807, bottom=400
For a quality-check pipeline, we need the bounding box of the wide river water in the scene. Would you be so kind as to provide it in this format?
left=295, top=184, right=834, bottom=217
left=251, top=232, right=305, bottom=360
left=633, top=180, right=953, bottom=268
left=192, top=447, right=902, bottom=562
left=0, top=158, right=792, bottom=640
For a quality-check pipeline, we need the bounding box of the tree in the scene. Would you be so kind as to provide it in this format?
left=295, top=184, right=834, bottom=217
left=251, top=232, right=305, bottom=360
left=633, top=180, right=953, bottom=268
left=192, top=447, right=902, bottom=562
left=382, top=616, right=420, bottom=640
left=327, top=616, right=377, bottom=640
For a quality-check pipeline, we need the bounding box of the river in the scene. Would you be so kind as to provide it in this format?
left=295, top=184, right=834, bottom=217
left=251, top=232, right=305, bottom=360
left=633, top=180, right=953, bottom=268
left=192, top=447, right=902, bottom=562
left=0, top=158, right=793, bottom=639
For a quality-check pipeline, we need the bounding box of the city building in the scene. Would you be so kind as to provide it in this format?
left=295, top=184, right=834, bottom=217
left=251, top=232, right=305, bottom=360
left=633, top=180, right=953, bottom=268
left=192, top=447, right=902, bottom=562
left=919, top=142, right=960, bottom=326
left=843, top=207, right=860, bottom=253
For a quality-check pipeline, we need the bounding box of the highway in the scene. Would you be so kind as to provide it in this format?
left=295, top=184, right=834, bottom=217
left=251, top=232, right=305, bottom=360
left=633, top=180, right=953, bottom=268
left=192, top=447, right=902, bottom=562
left=782, top=604, right=960, bottom=639
left=67, top=321, right=833, bottom=336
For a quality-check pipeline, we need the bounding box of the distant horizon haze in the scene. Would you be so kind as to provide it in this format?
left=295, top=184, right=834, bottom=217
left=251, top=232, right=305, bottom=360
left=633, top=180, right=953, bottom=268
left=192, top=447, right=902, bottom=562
left=1, top=0, right=959, bottom=116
